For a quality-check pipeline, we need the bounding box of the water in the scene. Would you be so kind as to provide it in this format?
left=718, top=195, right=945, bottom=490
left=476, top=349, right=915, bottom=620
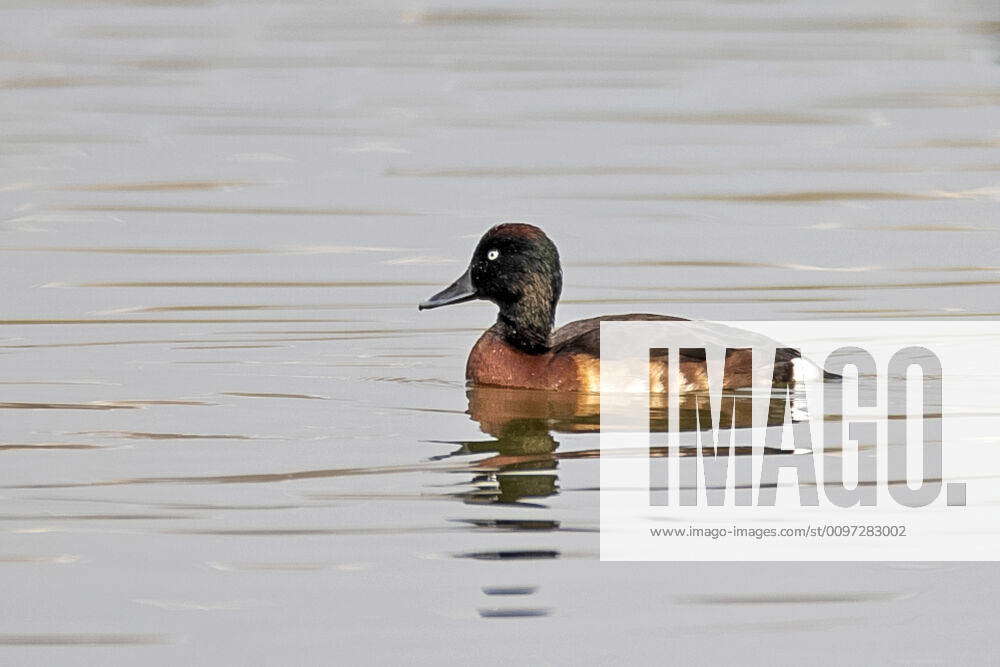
left=1, top=0, right=998, bottom=662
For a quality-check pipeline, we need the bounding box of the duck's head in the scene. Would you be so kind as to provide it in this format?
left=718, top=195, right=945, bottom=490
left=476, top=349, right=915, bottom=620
left=419, top=223, right=562, bottom=352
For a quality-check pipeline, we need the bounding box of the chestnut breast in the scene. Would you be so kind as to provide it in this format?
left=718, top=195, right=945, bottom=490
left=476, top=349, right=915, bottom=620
left=466, top=330, right=587, bottom=391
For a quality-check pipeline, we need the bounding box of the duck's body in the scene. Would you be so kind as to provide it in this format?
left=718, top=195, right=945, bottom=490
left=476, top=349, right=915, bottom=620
left=467, top=315, right=796, bottom=392
left=420, top=224, right=800, bottom=393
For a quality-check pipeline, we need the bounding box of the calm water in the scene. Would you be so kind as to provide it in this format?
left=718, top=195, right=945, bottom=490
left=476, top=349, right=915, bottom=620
left=1, top=0, right=998, bottom=663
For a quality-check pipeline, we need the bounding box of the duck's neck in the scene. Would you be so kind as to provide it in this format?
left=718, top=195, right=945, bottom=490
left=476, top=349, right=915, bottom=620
left=495, top=297, right=555, bottom=355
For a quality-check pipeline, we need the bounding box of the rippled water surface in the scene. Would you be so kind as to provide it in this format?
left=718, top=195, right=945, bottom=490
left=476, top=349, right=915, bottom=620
left=1, top=0, right=998, bottom=663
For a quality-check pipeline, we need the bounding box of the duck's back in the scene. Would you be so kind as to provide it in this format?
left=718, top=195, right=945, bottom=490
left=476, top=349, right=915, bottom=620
left=551, top=313, right=688, bottom=354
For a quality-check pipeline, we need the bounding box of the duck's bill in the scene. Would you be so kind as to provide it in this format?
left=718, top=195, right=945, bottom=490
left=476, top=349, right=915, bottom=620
left=419, top=268, right=478, bottom=310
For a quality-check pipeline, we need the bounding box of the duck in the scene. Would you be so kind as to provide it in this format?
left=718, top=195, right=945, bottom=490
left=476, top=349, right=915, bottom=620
left=419, top=223, right=804, bottom=392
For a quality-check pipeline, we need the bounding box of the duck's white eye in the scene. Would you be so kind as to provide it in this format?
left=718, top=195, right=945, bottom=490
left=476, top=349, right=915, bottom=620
left=487, top=249, right=500, bottom=261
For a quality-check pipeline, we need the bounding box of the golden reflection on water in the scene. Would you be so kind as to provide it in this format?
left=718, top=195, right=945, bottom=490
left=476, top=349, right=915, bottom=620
left=451, top=385, right=793, bottom=506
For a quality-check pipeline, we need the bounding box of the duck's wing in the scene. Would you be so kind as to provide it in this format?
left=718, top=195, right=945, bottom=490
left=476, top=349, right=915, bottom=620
left=550, top=314, right=806, bottom=377
left=550, top=314, right=689, bottom=358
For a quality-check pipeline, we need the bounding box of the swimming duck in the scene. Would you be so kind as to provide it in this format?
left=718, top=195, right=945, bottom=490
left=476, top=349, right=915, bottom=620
left=419, top=223, right=800, bottom=392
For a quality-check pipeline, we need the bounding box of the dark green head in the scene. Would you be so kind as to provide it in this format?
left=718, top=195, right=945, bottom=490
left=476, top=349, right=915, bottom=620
left=419, top=223, right=563, bottom=352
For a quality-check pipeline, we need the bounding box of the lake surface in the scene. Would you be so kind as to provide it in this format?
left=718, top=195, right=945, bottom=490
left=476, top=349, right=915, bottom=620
left=1, top=0, right=998, bottom=663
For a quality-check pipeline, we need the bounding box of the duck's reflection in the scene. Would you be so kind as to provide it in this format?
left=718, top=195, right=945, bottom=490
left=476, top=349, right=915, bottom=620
left=446, top=386, right=792, bottom=506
